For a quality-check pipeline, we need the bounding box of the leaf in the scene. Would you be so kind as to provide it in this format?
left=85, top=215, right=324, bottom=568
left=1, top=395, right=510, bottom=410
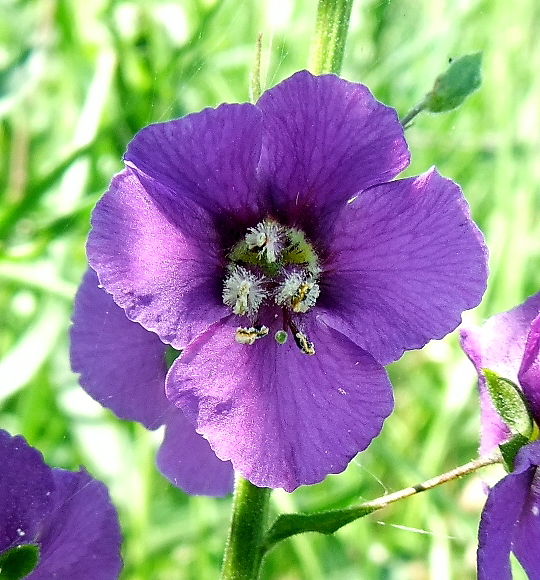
left=0, top=145, right=90, bottom=241
left=262, top=504, right=377, bottom=553
left=0, top=298, right=67, bottom=404
left=0, top=544, right=39, bottom=580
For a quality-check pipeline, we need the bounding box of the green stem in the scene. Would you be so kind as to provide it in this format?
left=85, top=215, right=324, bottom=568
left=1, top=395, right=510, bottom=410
left=220, top=475, right=272, bottom=580
left=308, top=0, right=355, bottom=75
left=400, top=95, right=429, bottom=127
left=358, top=452, right=501, bottom=511
left=249, top=33, right=263, bottom=103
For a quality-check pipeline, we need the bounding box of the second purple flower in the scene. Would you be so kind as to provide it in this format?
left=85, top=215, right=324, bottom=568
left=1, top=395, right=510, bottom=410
left=461, top=292, right=540, bottom=579
left=82, top=70, right=487, bottom=491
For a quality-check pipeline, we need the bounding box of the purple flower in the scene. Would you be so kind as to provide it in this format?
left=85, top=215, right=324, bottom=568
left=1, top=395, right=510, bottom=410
left=81, top=70, right=487, bottom=491
left=460, top=292, right=540, bottom=579
left=0, top=429, right=122, bottom=579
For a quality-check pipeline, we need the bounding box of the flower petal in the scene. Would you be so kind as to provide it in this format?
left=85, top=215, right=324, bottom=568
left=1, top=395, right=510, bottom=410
left=319, top=168, right=487, bottom=364
left=0, top=430, right=54, bottom=553
left=31, top=468, right=122, bottom=580
left=156, top=408, right=234, bottom=497
left=70, top=269, right=231, bottom=497
left=460, top=326, right=510, bottom=455
left=166, top=317, right=393, bottom=491
left=518, top=313, right=540, bottom=423
left=466, top=292, right=540, bottom=384
left=87, top=168, right=228, bottom=348
left=257, top=70, right=409, bottom=235
left=124, top=102, right=266, bottom=224
left=477, top=463, right=532, bottom=580
left=511, top=441, right=540, bottom=579
left=70, top=268, right=169, bottom=429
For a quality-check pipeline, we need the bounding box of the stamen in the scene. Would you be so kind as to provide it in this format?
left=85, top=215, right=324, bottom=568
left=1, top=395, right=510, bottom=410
left=291, top=282, right=320, bottom=313
left=244, top=220, right=284, bottom=263
left=275, top=271, right=320, bottom=313
left=224, top=219, right=322, bottom=344
left=294, top=331, right=315, bottom=355
left=287, top=318, right=316, bottom=355
left=223, top=265, right=266, bottom=316
left=235, top=325, right=269, bottom=345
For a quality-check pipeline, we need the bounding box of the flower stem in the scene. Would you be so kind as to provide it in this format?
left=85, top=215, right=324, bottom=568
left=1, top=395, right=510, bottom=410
left=359, top=452, right=501, bottom=511
left=249, top=33, right=263, bottom=103
left=260, top=452, right=502, bottom=554
left=400, top=96, right=429, bottom=127
left=220, top=475, right=272, bottom=580
left=308, top=0, right=355, bottom=75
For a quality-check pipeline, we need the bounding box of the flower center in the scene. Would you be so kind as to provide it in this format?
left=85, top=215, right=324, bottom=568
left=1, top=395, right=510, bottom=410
left=222, top=219, right=320, bottom=354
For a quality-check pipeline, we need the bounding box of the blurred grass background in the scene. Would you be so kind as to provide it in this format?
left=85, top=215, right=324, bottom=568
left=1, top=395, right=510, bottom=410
left=1, top=0, right=539, bottom=578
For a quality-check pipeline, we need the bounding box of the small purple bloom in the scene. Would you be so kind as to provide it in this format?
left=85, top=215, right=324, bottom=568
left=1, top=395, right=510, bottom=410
left=460, top=292, right=540, bottom=579
left=82, top=70, right=487, bottom=491
left=0, top=429, right=122, bottom=579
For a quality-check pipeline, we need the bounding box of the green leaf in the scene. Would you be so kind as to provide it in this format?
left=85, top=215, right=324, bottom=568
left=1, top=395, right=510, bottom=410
left=262, top=505, right=377, bottom=553
left=0, top=544, right=39, bottom=580
left=482, top=369, right=534, bottom=439
left=0, top=145, right=90, bottom=241
left=426, top=52, right=482, bottom=112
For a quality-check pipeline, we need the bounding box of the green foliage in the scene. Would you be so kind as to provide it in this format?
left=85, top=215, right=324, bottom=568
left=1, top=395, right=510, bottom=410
left=0, top=545, right=39, bottom=580
left=263, top=504, right=377, bottom=553
left=1, top=0, right=539, bottom=579
left=308, top=0, right=354, bottom=74
left=482, top=369, right=533, bottom=439
left=482, top=368, right=534, bottom=470
left=499, top=434, right=530, bottom=472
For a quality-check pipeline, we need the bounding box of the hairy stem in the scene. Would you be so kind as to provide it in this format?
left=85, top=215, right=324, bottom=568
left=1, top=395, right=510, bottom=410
left=308, top=0, right=355, bottom=75
left=220, top=475, right=271, bottom=580
left=400, top=96, right=429, bottom=127
left=360, top=452, right=501, bottom=511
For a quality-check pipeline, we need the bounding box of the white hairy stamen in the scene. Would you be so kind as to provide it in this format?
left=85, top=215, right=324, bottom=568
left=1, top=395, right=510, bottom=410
left=275, top=271, right=320, bottom=313
left=244, top=220, right=283, bottom=263
left=222, top=266, right=266, bottom=316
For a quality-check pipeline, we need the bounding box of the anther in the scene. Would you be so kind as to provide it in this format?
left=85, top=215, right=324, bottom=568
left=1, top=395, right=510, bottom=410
left=294, top=331, right=315, bottom=355
left=235, top=325, right=269, bottom=345
left=290, top=281, right=320, bottom=313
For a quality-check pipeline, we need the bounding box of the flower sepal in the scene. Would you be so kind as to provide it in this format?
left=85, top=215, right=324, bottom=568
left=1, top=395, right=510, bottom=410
left=499, top=433, right=531, bottom=472
left=482, top=368, right=534, bottom=452
left=0, top=544, right=39, bottom=580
